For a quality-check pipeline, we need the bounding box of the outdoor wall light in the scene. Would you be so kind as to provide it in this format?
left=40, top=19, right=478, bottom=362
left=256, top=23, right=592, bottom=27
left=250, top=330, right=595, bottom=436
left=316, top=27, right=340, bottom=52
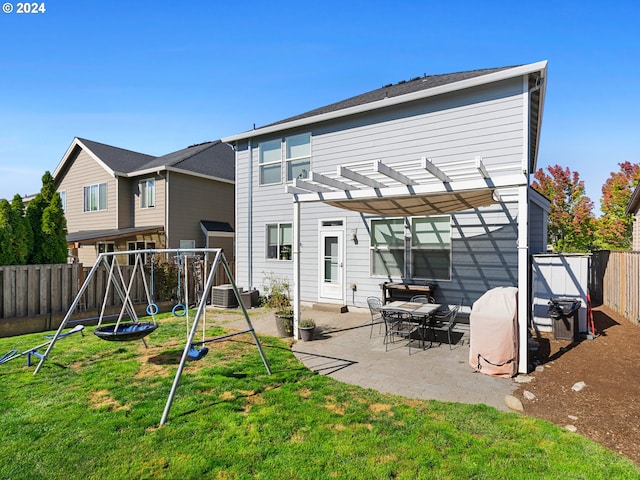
left=352, top=229, right=358, bottom=244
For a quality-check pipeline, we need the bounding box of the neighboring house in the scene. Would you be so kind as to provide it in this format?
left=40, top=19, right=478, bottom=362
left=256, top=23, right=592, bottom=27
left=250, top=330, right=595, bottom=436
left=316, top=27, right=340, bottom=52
left=53, top=137, right=235, bottom=265
left=626, top=182, right=640, bottom=251
left=223, top=61, right=549, bottom=373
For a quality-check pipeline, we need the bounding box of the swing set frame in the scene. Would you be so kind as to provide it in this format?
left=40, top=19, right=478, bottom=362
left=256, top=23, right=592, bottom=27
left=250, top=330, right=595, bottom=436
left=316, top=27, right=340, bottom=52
left=33, top=247, right=271, bottom=426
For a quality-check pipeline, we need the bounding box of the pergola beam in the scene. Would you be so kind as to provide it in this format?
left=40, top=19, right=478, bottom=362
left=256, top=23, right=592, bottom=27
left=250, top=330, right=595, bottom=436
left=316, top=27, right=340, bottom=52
left=475, top=156, right=490, bottom=179
left=338, top=165, right=386, bottom=189
left=310, top=171, right=354, bottom=191
left=374, top=159, right=417, bottom=185
left=421, top=157, right=452, bottom=183
left=292, top=178, right=333, bottom=193
left=293, top=172, right=527, bottom=203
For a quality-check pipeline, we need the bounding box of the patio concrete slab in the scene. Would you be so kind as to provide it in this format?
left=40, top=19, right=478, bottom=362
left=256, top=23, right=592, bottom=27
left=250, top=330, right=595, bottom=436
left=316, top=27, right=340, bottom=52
left=215, top=305, right=517, bottom=412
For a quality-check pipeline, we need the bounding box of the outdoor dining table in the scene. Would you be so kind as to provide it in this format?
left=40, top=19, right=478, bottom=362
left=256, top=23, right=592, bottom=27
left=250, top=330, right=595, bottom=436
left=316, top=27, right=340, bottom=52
left=379, top=301, right=441, bottom=317
left=379, top=301, right=442, bottom=349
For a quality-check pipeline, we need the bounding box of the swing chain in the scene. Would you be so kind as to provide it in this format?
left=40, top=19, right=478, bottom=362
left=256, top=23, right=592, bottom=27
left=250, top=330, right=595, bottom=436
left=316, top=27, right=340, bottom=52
left=146, top=252, right=159, bottom=316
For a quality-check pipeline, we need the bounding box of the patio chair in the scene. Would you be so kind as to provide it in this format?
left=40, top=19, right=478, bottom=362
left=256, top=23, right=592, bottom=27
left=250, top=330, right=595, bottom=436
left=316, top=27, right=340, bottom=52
left=382, top=310, right=416, bottom=352
left=366, top=296, right=385, bottom=338
left=430, top=302, right=461, bottom=350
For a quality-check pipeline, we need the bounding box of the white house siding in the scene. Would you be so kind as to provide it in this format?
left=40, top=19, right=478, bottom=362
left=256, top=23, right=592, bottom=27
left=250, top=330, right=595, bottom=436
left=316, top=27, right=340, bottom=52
left=632, top=211, right=640, bottom=251
left=310, top=78, right=524, bottom=177
left=447, top=204, right=519, bottom=308
left=235, top=77, right=532, bottom=308
left=528, top=200, right=547, bottom=254
left=56, top=149, right=117, bottom=233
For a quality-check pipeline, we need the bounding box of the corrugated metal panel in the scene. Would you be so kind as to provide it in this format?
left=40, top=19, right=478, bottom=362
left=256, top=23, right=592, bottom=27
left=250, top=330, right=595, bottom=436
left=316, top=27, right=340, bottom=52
left=532, top=254, right=590, bottom=333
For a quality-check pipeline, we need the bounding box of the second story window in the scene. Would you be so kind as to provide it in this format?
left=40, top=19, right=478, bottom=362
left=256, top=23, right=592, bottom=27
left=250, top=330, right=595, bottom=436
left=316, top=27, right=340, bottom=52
left=59, top=190, right=66, bottom=212
left=83, top=183, right=107, bottom=212
left=139, top=178, right=155, bottom=208
left=259, top=133, right=312, bottom=185
left=259, top=139, right=282, bottom=185
left=285, top=133, right=310, bottom=181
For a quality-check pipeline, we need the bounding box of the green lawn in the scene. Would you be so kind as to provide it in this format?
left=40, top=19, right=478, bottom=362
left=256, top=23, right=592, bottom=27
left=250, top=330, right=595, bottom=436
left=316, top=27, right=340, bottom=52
left=0, top=310, right=638, bottom=479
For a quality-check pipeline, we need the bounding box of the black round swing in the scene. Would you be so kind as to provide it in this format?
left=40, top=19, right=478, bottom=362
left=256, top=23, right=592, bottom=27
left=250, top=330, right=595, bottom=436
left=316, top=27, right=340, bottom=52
left=93, top=322, right=158, bottom=342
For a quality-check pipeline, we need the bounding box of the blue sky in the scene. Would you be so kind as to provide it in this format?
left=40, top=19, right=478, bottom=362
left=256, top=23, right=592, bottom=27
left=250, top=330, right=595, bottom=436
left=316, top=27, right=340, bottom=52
left=1, top=0, right=638, bottom=215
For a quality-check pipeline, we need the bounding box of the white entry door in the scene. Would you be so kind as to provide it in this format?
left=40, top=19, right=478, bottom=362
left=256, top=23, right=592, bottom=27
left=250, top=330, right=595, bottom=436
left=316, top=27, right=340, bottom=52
left=319, top=229, right=344, bottom=301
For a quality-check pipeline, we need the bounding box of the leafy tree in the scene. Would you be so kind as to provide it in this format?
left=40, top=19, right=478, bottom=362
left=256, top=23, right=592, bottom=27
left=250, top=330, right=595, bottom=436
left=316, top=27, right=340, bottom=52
left=595, top=161, right=640, bottom=250
left=531, top=165, right=596, bottom=252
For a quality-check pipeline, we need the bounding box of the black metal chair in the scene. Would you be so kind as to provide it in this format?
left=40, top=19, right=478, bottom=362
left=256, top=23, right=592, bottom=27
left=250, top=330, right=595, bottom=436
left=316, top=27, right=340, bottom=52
left=408, top=295, right=437, bottom=350
left=366, top=296, right=384, bottom=338
left=382, top=310, right=415, bottom=352
left=430, top=302, right=461, bottom=350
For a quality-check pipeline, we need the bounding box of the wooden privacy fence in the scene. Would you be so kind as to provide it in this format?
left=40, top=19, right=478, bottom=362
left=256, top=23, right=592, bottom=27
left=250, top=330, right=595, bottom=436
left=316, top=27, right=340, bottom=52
left=0, top=260, right=235, bottom=321
left=590, top=250, right=640, bottom=325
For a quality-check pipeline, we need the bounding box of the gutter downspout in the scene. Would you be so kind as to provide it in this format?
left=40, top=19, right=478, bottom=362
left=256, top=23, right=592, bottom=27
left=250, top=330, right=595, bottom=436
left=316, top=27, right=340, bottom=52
left=293, top=199, right=300, bottom=340
left=165, top=171, right=170, bottom=249
left=115, top=175, right=119, bottom=229
left=517, top=75, right=532, bottom=374
left=247, top=140, right=253, bottom=288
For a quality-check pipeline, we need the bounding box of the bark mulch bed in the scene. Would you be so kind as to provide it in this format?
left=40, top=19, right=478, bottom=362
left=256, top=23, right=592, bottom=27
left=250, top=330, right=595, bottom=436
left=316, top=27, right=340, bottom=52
left=514, top=305, right=640, bottom=465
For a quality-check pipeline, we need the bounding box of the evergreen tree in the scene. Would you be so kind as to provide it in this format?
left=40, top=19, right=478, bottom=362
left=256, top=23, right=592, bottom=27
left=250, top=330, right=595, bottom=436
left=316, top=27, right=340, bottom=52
left=26, top=171, right=57, bottom=264
left=531, top=165, right=596, bottom=252
left=41, top=193, right=68, bottom=264
left=0, top=200, right=17, bottom=265
left=595, top=162, right=640, bottom=250
left=10, top=194, right=31, bottom=264
left=26, top=194, right=47, bottom=264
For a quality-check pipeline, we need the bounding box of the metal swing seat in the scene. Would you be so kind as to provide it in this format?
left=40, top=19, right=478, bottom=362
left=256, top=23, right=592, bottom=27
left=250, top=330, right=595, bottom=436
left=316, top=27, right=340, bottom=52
left=91, top=252, right=159, bottom=343
left=93, top=322, right=159, bottom=342
left=33, top=248, right=272, bottom=427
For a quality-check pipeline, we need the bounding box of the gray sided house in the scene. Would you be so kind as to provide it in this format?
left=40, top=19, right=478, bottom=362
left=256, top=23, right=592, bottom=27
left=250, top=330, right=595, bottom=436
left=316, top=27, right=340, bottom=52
left=53, top=137, right=235, bottom=265
left=223, top=61, right=549, bottom=373
left=626, top=183, right=640, bottom=251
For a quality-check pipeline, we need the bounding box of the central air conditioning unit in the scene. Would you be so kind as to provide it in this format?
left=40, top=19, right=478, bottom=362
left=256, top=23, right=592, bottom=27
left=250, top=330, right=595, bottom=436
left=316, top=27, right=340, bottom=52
left=211, top=284, right=241, bottom=308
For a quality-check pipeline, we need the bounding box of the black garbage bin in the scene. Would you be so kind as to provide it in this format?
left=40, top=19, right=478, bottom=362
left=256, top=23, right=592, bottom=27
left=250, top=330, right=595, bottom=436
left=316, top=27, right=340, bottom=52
left=548, top=297, right=581, bottom=341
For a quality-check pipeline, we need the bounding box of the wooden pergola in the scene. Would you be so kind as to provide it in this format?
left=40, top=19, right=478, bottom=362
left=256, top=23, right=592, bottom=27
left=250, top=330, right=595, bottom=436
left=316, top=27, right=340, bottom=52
left=286, top=155, right=531, bottom=373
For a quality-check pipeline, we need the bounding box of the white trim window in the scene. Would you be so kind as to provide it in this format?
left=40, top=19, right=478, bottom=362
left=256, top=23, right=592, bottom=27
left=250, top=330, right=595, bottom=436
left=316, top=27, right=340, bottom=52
left=266, top=223, right=292, bottom=260
left=83, top=183, right=107, bottom=212
left=411, top=216, right=451, bottom=280
left=370, top=216, right=451, bottom=280
left=128, top=241, right=156, bottom=265
left=259, top=139, right=282, bottom=185
left=370, top=218, right=405, bottom=277
left=180, top=240, right=196, bottom=249
left=59, top=190, right=66, bottom=212
left=139, top=178, right=155, bottom=208
left=97, top=242, right=115, bottom=264
left=285, top=133, right=310, bottom=181
left=259, top=133, right=311, bottom=185
left=98, top=242, right=114, bottom=254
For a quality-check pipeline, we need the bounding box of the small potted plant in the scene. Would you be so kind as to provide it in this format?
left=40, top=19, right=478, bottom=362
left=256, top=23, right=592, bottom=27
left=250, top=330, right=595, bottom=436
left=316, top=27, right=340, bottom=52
left=298, top=318, right=316, bottom=341
left=262, top=272, right=293, bottom=337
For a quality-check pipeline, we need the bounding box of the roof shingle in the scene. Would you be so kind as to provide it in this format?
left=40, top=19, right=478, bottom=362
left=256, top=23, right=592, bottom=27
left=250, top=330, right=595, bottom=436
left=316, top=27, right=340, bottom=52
left=72, top=138, right=234, bottom=182
left=264, top=66, right=517, bottom=128
left=77, top=138, right=155, bottom=173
